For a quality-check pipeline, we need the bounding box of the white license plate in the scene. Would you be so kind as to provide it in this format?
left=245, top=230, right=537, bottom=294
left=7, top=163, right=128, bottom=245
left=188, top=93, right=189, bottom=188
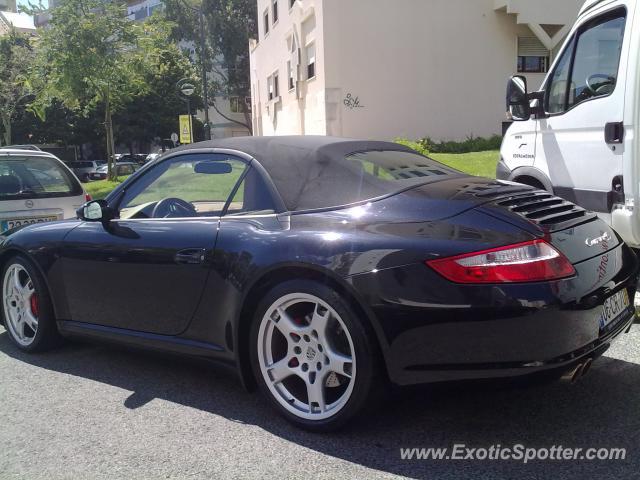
left=599, top=289, right=631, bottom=331
left=0, top=216, right=58, bottom=232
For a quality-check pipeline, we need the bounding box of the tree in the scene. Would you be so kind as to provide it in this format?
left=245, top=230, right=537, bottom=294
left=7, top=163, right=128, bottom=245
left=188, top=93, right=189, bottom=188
left=112, top=16, right=201, bottom=151
left=30, top=0, right=169, bottom=178
left=0, top=30, right=35, bottom=146
left=164, top=0, right=257, bottom=133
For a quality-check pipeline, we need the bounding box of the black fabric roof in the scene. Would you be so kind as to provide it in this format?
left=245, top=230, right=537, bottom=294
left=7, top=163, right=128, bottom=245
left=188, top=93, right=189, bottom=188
left=171, top=136, right=419, bottom=211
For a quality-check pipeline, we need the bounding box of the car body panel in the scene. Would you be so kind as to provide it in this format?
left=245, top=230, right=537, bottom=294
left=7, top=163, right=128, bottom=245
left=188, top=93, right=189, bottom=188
left=1, top=137, right=637, bottom=389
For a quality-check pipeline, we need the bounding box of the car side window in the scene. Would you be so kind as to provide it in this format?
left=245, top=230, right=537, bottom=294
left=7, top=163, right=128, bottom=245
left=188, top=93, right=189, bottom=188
left=546, top=10, right=626, bottom=114
left=118, top=154, right=247, bottom=219
left=225, top=167, right=277, bottom=216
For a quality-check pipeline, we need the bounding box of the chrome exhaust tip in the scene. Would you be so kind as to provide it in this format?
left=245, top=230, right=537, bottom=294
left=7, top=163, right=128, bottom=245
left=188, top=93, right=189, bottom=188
left=580, top=358, right=593, bottom=377
left=560, top=363, right=583, bottom=383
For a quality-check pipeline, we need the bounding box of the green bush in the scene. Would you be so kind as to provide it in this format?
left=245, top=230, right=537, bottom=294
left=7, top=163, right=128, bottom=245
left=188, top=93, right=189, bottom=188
left=395, top=138, right=430, bottom=156
left=421, top=135, right=503, bottom=154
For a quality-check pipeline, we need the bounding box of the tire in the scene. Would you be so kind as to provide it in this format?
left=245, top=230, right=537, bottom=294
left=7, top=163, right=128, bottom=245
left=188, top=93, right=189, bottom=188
left=1, top=255, right=61, bottom=352
left=250, top=279, right=384, bottom=431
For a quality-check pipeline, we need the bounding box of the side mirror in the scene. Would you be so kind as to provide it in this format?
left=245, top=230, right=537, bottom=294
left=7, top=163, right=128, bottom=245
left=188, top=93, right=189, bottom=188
left=506, top=75, right=531, bottom=121
left=77, top=199, right=116, bottom=225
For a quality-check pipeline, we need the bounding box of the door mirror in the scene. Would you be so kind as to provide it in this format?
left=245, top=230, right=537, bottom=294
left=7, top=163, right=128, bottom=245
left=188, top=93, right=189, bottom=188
left=506, top=75, right=531, bottom=121
left=77, top=199, right=115, bottom=224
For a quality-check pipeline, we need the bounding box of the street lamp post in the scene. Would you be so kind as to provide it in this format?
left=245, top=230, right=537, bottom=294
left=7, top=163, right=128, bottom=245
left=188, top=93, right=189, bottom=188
left=177, top=79, right=196, bottom=142
left=181, top=0, right=211, bottom=140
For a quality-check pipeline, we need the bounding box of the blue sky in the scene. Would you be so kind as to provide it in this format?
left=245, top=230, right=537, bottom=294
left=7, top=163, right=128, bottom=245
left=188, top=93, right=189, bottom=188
left=17, top=0, right=48, bottom=9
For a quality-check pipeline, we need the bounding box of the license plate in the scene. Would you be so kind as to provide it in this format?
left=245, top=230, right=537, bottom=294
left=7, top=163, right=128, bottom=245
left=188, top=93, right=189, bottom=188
left=0, top=216, right=58, bottom=233
left=599, top=289, right=631, bottom=331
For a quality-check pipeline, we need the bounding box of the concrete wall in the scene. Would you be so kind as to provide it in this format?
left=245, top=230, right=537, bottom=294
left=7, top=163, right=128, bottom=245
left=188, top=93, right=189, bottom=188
left=250, top=0, right=583, bottom=141
left=322, top=0, right=550, bottom=141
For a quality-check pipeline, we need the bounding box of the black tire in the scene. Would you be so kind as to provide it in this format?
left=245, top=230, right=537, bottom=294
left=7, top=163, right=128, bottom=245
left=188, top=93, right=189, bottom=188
left=1, top=255, right=62, bottom=352
left=249, top=279, right=385, bottom=432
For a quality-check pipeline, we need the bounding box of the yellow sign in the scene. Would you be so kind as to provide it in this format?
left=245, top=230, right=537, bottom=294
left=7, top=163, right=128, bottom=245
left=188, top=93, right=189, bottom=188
left=179, top=115, right=193, bottom=144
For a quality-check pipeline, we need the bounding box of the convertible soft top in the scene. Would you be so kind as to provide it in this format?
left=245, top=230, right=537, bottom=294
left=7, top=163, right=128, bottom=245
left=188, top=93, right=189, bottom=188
left=171, top=136, right=453, bottom=211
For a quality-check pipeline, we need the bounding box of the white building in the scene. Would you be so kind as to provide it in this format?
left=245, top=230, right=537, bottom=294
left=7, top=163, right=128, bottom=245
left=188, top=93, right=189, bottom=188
left=249, top=0, right=584, bottom=141
left=0, top=10, right=36, bottom=35
left=0, top=0, right=16, bottom=13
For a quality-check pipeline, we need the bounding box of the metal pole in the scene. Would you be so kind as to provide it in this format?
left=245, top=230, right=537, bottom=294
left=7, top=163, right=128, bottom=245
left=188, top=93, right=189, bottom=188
left=199, top=7, right=211, bottom=140
left=187, top=98, right=193, bottom=143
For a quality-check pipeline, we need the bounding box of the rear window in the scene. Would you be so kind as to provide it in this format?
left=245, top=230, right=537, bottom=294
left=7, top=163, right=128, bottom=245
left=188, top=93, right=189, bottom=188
left=0, top=156, right=82, bottom=200
left=280, top=150, right=458, bottom=211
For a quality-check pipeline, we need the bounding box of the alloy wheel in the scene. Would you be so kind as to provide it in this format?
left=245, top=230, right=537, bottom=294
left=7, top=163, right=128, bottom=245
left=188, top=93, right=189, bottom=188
left=2, top=264, right=39, bottom=346
left=257, top=293, right=356, bottom=421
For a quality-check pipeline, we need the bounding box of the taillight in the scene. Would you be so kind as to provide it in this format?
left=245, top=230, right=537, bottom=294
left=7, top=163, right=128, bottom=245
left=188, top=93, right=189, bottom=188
left=426, top=240, right=575, bottom=284
left=85, top=193, right=92, bottom=202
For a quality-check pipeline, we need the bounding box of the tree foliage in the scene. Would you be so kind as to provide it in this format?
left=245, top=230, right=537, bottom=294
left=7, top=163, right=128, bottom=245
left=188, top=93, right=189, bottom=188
left=164, top=0, right=257, bottom=132
left=30, top=0, right=198, bottom=176
left=0, top=30, right=35, bottom=146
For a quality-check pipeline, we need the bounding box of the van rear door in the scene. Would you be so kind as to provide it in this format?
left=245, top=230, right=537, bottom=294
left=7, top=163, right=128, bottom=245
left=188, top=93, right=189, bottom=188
left=535, top=3, right=633, bottom=224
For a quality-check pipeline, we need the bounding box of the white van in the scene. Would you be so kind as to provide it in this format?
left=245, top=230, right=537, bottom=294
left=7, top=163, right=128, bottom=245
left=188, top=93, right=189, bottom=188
left=499, top=0, right=640, bottom=247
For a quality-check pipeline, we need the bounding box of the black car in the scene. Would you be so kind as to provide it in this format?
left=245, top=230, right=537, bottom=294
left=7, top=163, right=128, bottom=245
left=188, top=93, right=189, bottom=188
left=0, top=136, right=637, bottom=431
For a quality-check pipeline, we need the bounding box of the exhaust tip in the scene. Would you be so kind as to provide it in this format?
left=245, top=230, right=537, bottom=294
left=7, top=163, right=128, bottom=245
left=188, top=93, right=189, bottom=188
left=560, top=363, right=583, bottom=383
left=560, top=359, right=593, bottom=384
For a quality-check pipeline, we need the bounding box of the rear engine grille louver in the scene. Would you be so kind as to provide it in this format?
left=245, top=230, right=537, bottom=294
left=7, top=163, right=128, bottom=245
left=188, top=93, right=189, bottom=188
left=472, top=185, right=597, bottom=232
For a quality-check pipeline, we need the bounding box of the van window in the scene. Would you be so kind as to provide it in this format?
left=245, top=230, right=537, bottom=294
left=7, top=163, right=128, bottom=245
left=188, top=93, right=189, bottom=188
left=546, top=10, right=626, bottom=114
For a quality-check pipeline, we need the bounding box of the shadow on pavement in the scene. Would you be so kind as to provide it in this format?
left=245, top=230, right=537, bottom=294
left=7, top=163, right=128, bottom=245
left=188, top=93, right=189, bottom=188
left=1, top=330, right=639, bottom=479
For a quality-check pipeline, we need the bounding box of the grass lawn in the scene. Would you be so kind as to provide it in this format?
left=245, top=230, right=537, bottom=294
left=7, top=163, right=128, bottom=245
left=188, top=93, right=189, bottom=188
left=85, top=178, right=128, bottom=200
left=84, top=151, right=500, bottom=201
left=431, top=150, right=499, bottom=179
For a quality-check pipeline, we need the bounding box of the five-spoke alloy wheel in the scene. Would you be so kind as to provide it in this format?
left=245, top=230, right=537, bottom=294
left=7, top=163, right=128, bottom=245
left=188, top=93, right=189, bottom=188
left=3, top=263, right=39, bottom=346
left=251, top=280, right=382, bottom=431
left=1, top=256, right=60, bottom=352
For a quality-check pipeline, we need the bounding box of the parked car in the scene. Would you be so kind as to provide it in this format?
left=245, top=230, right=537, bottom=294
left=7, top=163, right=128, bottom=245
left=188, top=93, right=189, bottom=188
left=499, top=0, right=640, bottom=247
left=145, top=152, right=162, bottom=163
left=1, top=136, right=637, bottom=431
left=115, top=153, right=147, bottom=165
left=0, top=145, right=41, bottom=152
left=67, top=160, right=101, bottom=182
left=89, top=162, right=138, bottom=180
left=0, top=148, right=90, bottom=234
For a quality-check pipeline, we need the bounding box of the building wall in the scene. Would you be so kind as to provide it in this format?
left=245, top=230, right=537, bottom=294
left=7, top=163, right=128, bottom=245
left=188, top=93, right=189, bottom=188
left=251, top=0, right=329, bottom=137
left=250, top=0, right=584, bottom=141
left=0, top=0, right=16, bottom=13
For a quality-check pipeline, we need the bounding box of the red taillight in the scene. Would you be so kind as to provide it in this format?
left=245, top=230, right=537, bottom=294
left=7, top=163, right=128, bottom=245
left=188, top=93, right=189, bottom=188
left=85, top=193, right=92, bottom=202
left=426, top=240, right=576, bottom=284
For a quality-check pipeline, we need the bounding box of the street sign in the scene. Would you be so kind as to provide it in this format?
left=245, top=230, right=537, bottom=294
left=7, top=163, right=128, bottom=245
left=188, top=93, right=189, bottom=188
left=179, top=115, right=193, bottom=144
left=170, top=132, right=179, bottom=144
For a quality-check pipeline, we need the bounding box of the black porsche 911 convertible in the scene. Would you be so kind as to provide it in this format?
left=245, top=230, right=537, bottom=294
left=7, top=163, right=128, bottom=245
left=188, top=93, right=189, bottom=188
left=1, top=136, right=638, bottom=430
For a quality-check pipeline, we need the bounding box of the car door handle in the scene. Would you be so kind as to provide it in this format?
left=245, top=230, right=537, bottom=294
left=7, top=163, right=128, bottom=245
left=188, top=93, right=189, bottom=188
left=175, top=248, right=207, bottom=265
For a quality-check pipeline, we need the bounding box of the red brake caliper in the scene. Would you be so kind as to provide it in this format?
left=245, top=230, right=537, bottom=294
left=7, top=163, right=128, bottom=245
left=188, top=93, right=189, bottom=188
left=30, top=294, right=39, bottom=318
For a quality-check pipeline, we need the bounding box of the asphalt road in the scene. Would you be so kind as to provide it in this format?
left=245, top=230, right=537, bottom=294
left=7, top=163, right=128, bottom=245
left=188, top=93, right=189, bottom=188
left=0, top=324, right=639, bottom=480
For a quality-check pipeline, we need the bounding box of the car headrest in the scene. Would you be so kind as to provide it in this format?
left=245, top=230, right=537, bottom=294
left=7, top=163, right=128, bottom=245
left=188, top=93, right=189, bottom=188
left=0, top=175, right=21, bottom=194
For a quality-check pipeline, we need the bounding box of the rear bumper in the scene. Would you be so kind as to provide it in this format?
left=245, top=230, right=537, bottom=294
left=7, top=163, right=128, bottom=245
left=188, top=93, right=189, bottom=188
left=349, top=245, right=639, bottom=386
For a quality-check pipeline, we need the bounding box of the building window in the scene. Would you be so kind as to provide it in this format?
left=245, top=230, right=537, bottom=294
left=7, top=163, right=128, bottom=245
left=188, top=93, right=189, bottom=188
left=517, top=36, right=549, bottom=73
left=263, top=9, right=269, bottom=36
left=287, top=61, right=295, bottom=90
left=306, top=43, right=316, bottom=79
left=272, top=0, right=278, bottom=24
left=267, top=72, right=279, bottom=101
left=230, top=96, right=241, bottom=113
